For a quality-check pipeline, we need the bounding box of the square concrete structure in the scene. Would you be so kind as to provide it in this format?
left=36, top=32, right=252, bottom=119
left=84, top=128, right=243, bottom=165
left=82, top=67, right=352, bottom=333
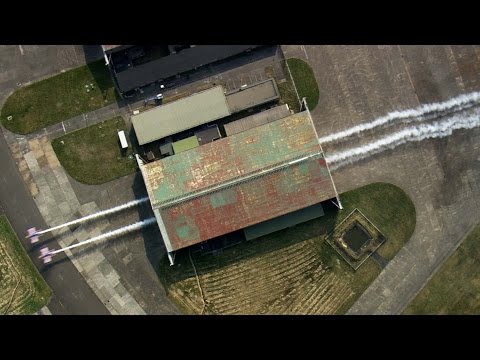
left=131, top=86, right=231, bottom=145
left=136, top=110, right=339, bottom=264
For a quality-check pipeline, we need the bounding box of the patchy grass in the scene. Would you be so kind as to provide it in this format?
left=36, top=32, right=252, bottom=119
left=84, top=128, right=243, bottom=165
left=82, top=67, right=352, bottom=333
left=266, top=64, right=300, bottom=113
left=277, top=81, right=301, bottom=113
left=52, top=117, right=137, bottom=185
left=160, top=182, right=416, bottom=314
left=1, top=60, right=118, bottom=134
left=404, top=223, right=480, bottom=315
left=0, top=216, right=51, bottom=314
left=287, top=58, right=320, bottom=111
left=339, top=183, right=416, bottom=261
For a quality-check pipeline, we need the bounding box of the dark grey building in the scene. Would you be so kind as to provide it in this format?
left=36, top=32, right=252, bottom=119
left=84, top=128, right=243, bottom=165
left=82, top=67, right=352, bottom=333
left=102, top=45, right=262, bottom=98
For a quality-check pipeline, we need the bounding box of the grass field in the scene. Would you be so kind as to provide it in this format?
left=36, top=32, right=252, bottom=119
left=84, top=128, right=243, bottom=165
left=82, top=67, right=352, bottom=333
left=52, top=117, right=137, bottom=185
left=404, top=223, right=480, bottom=315
left=160, top=182, right=416, bottom=314
left=287, top=58, right=320, bottom=111
left=1, top=60, right=118, bottom=134
left=0, top=216, right=51, bottom=314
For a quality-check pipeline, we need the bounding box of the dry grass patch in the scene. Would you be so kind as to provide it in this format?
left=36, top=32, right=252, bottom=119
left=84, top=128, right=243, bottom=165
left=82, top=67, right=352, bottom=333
left=160, top=182, right=416, bottom=314
left=1, top=60, right=118, bottom=134
left=404, top=223, right=480, bottom=315
left=0, top=216, right=51, bottom=314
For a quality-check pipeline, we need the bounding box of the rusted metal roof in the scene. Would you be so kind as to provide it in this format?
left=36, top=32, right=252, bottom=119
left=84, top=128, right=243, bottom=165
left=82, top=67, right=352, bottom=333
left=140, top=111, right=337, bottom=252
left=160, top=156, right=334, bottom=250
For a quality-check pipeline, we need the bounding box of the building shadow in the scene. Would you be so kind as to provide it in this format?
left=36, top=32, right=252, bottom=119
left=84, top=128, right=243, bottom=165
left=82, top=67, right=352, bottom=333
left=167, top=45, right=278, bottom=89
left=131, top=172, right=168, bottom=279
left=81, top=45, right=104, bottom=64
left=77, top=45, right=279, bottom=108
left=81, top=45, right=123, bottom=104
left=118, top=45, right=280, bottom=105
left=126, top=125, right=141, bottom=155
left=162, top=200, right=342, bottom=285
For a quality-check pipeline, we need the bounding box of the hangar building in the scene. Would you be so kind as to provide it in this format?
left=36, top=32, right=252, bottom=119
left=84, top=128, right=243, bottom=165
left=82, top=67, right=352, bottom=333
left=136, top=110, right=340, bottom=264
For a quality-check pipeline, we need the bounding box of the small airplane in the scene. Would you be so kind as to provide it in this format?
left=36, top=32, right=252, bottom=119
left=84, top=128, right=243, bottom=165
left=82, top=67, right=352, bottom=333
left=26, top=227, right=40, bottom=244
left=39, top=247, right=53, bottom=264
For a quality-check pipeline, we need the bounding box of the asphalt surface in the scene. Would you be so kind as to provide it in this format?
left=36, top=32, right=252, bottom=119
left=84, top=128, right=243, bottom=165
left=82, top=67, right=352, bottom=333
left=282, top=45, right=480, bottom=314
left=0, top=45, right=109, bottom=314
left=0, top=45, right=283, bottom=315
left=0, top=130, right=109, bottom=314
left=9, top=44, right=476, bottom=315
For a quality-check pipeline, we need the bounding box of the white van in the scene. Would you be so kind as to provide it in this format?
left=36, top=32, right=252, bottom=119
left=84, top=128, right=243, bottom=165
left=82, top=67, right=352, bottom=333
left=118, top=130, right=128, bottom=149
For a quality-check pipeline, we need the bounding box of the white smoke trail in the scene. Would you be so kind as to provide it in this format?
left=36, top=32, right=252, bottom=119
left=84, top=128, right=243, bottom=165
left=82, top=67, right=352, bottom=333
left=319, top=91, right=480, bottom=144
left=326, top=111, right=480, bottom=170
left=48, top=217, right=157, bottom=256
left=36, top=197, right=149, bottom=235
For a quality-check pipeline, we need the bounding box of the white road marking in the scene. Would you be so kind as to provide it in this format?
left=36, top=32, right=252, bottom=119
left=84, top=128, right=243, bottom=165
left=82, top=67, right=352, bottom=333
left=18, top=45, right=24, bottom=55
left=72, top=46, right=80, bottom=64
left=301, top=45, right=309, bottom=60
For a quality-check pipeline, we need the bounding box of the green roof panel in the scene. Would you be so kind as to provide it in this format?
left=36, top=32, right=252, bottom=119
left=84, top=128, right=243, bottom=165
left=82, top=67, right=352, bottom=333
left=172, top=136, right=200, bottom=154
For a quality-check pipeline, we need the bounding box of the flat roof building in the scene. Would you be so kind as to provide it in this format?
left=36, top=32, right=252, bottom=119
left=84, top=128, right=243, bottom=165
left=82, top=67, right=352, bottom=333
left=112, top=45, right=262, bottom=94
left=131, top=86, right=231, bottom=145
left=172, top=136, right=200, bottom=154
left=224, top=104, right=291, bottom=136
left=132, top=79, right=282, bottom=146
left=194, top=125, right=221, bottom=145
left=136, top=110, right=340, bottom=264
left=225, top=78, right=280, bottom=113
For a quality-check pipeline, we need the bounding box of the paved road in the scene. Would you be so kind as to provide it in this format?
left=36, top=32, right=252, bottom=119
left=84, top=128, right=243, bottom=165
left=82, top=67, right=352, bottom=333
left=284, top=45, right=480, bottom=314
left=0, top=45, right=109, bottom=314
left=0, top=128, right=109, bottom=314
left=1, top=45, right=285, bottom=315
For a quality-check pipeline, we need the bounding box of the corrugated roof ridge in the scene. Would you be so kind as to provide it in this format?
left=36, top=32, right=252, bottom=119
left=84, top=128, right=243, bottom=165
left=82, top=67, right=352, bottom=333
left=158, top=151, right=324, bottom=209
